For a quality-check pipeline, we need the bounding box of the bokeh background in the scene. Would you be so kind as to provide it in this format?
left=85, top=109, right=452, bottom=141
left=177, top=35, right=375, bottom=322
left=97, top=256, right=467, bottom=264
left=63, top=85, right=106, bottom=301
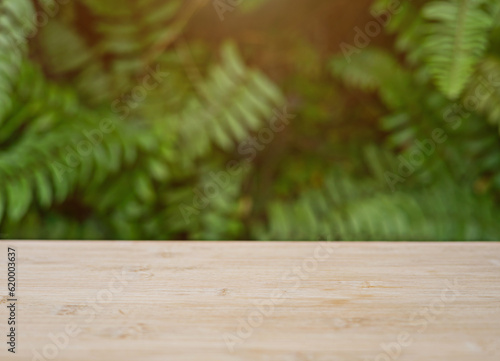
left=1, top=0, right=500, bottom=240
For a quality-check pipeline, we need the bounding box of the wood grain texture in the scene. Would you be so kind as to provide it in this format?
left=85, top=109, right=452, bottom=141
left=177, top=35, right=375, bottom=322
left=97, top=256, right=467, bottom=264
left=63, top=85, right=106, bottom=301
left=1, top=241, right=499, bottom=361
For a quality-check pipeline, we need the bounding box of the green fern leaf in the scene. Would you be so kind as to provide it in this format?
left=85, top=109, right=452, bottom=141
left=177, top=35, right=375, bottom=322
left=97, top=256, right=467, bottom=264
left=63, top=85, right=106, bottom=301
left=422, top=0, right=495, bottom=99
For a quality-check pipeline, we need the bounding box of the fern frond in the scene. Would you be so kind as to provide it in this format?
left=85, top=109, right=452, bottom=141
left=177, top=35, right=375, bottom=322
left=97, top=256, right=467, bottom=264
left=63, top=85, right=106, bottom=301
left=372, top=0, right=425, bottom=63
left=331, top=48, right=413, bottom=109
left=0, top=60, right=145, bottom=223
left=422, top=0, right=495, bottom=99
left=154, top=42, right=284, bottom=163
left=0, top=0, right=35, bottom=123
left=256, top=167, right=500, bottom=241
left=37, top=0, right=204, bottom=102
left=16, top=42, right=284, bottom=239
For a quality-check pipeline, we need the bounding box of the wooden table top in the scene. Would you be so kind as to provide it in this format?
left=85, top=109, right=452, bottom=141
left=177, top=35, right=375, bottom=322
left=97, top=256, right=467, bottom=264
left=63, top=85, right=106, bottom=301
left=1, top=241, right=499, bottom=361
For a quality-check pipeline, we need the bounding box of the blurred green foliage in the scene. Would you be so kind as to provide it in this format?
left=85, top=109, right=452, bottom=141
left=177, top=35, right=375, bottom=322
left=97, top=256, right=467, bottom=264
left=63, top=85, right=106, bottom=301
left=1, top=0, right=500, bottom=240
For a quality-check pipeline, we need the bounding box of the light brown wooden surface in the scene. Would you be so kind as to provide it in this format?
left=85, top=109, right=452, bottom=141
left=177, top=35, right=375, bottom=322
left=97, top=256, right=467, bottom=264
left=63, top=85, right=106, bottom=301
left=1, top=241, right=499, bottom=361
